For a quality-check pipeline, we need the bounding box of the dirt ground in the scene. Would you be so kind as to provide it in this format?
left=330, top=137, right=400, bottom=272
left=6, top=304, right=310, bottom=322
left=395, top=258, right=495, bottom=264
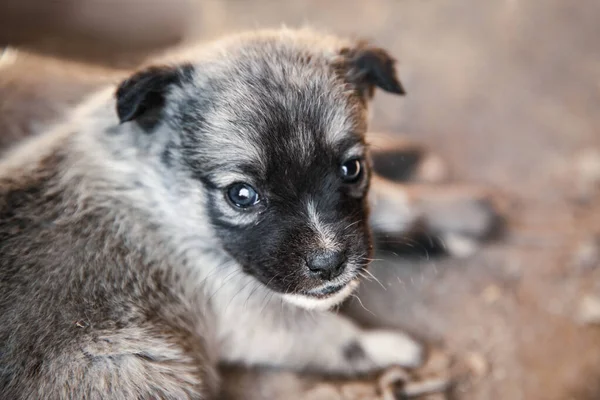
left=183, top=1, right=600, bottom=399
left=3, top=0, right=600, bottom=398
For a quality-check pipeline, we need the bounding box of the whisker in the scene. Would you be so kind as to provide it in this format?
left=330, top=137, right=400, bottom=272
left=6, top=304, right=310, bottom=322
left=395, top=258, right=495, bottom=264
left=343, top=220, right=362, bottom=231
left=351, top=294, right=375, bottom=316
left=258, top=290, right=277, bottom=316
left=243, top=271, right=282, bottom=309
left=362, top=269, right=386, bottom=291
left=362, top=257, right=384, bottom=262
left=223, top=275, right=256, bottom=315
left=358, top=271, right=372, bottom=282
left=206, top=268, right=243, bottom=302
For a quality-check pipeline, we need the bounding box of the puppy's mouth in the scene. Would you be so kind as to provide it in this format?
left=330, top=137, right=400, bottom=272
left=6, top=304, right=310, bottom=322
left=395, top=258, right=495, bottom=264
left=306, top=282, right=349, bottom=298
left=282, top=278, right=360, bottom=311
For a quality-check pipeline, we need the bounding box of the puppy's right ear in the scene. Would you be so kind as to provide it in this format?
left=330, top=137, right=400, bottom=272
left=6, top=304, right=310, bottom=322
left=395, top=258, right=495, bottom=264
left=338, top=42, right=405, bottom=99
left=115, top=63, right=194, bottom=130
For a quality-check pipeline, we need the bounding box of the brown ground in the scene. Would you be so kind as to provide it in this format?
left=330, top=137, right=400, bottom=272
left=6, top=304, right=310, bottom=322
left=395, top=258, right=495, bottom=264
left=3, top=0, right=600, bottom=398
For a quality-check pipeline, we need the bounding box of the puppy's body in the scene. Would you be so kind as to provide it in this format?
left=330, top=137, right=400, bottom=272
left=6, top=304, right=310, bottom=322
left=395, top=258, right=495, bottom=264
left=0, top=146, right=220, bottom=398
left=0, top=29, right=421, bottom=398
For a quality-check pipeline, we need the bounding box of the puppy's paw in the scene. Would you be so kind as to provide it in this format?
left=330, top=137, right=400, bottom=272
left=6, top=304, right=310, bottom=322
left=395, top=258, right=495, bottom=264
left=345, top=330, right=424, bottom=373
left=361, top=330, right=424, bottom=369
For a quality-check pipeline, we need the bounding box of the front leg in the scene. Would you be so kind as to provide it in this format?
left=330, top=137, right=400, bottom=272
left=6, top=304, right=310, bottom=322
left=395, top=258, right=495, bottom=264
left=216, top=297, right=423, bottom=375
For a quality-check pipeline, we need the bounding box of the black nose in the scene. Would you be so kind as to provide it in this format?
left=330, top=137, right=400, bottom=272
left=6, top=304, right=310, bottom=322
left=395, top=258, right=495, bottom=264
left=306, top=250, right=346, bottom=281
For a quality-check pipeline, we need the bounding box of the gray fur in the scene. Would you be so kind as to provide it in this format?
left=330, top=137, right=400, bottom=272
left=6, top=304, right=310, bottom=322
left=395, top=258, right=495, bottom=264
left=0, top=28, right=421, bottom=399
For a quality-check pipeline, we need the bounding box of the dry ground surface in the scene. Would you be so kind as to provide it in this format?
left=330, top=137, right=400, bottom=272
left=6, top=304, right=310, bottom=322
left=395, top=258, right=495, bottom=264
left=3, top=0, right=600, bottom=398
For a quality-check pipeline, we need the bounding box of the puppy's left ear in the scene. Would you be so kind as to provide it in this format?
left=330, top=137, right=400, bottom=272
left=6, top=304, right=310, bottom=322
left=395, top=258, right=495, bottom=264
left=115, top=63, right=194, bottom=130
left=339, top=43, right=405, bottom=98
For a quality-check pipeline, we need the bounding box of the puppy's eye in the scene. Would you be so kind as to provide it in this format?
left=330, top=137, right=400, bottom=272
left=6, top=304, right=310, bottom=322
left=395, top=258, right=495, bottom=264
left=227, top=183, right=260, bottom=209
left=340, top=159, right=363, bottom=183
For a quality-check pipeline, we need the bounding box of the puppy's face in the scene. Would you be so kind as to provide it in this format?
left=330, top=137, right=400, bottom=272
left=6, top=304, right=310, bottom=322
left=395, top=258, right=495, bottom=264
left=115, top=29, right=405, bottom=309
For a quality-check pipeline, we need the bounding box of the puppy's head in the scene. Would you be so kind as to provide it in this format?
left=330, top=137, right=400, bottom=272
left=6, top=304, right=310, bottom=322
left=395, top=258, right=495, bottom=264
left=114, top=29, right=405, bottom=310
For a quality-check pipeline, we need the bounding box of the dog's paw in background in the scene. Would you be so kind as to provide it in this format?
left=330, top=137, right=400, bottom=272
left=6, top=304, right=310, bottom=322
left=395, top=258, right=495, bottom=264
left=368, top=131, right=506, bottom=259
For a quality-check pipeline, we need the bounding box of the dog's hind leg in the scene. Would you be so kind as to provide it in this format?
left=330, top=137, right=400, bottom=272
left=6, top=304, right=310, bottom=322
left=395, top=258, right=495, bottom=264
left=369, top=174, right=504, bottom=258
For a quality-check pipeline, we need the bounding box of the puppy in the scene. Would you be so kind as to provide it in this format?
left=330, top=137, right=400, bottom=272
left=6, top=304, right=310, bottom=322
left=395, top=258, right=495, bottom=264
left=0, top=28, right=423, bottom=399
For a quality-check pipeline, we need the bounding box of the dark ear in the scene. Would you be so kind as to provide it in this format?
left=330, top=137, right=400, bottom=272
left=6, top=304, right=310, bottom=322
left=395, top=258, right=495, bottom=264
left=115, top=63, right=194, bottom=129
left=340, top=43, right=405, bottom=97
